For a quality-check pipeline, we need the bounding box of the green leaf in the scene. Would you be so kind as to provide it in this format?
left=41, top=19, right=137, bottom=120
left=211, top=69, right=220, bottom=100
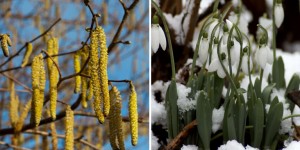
left=285, top=74, right=300, bottom=110
left=235, top=95, right=246, bottom=144
left=252, top=98, right=264, bottom=148
left=261, top=83, right=276, bottom=105
left=224, top=98, right=236, bottom=141
left=165, top=80, right=179, bottom=139
left=196, top=91, right=212, bottom=149
left=272, top=56, right=286, bottom=89
left=264, top=102, right=283, bottom=148
left=254, top=78, right=261, bottom=98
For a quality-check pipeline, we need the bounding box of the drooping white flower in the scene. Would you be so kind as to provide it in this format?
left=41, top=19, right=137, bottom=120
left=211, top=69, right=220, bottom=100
left=151, top=24, right=167, bottom=53
left=207, top=18, right=220, bottom=39
left=274, top=3, right=284, bottom=28
left=241, top=55, right=253, bottom=75
left=230, top=39, right=241, bottom=65
left=256, top=45, right=273, bottom=69
left=199, top=37, right=209, bottom=64
left=208, top=52, right=228, bottom=78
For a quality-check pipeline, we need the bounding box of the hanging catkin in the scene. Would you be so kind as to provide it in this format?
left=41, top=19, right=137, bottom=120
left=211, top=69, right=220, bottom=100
left=15, top=99, right=32, bottom=132
left=96, top=26, right=110, bottom=116
left=90, top=29, right=104, bottom=123
left=109, top=86, right=125, bottom=150
left=129, top=82, right=138, bottom=146
left=65, top=106, right=74, bottom=150
left=48, top=38, right=59, bottom=120
left=0, top=34, right=11, bottom=57
left=31, top=54, right=45, bottom=127
left=109, top=88, right=118, bottom=150
left=80, top=46, right=89, bottom=108
left=9, top=79, right=19, bottom=128
left=49, top=112, right=58, bottom=150
left=21, top=42, right=33, bottom=67
left=74, top=51, right=81, bottom=93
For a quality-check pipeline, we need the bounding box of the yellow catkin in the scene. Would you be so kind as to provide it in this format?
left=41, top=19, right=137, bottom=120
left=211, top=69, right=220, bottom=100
left=90, top=30, right=104, bottom=123
left=108, top=87, right=118, bottom=150
left=9, top=80, right=19, bottom=128
left=129, top=82, right=138, bottom=146
left=15, top=99, right=32, bottom=132
left=42, top=125, right=49, bottom=150
left=50, top=122, right=58, bottom=150
left=65, top=106, right=74, bottom=150
left=96, top=127, right=103, bottom=149
left=74, top=51, right=81, bottom=93
left=31, top=54, right=45, bottom=127
left=0, top=34, right=11, bottom=57
left=81, top=76, right=88, bottom=108
left=96, top=26, right=110, bottom=116
left=109, top=86, right=125, bottom=150
left=49, top=37, right=59, bottom=120
left=21, top=43, right=33, bottom=67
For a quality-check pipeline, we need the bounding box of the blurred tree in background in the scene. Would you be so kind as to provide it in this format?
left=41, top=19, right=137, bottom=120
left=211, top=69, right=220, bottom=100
left=0, top=0, right=149, bottom=149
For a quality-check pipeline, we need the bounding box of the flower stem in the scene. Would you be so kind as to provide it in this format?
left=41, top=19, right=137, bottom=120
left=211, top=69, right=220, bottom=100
left=282, top=114, right=300, bottom=121
left=152, top=1, right=176, bottom=80
left=272, top=0, right=277, bottom=60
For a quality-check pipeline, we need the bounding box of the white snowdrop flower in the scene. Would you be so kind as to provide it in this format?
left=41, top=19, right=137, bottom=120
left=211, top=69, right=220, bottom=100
left=199, top=35, right=209, bottom=65
left=256, top=45, right=273, bottom=69
left=230, top=39, right=241, bottom=65
left=208, top=52, right=228, bottom=78
left=207, top=18, right=220, bottom=39
left=151, top=24, right=167, bottom=53
left=241, top=55, right=253, bottom=75
left=274, top=3, right=284, bottom=28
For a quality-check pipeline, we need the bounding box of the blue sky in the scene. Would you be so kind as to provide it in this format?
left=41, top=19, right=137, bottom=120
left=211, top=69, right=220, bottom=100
left=0, top=0, right=149, bottom=149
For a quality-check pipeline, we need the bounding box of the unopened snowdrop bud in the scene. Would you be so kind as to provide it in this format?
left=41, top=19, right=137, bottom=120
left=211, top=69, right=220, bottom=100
left=256, top=45, right=273, bottom=69
left=151, top=15, right=166, bottom=53
left=274, top=2, right=284, bottom=28
left=241, top=47, right=253, bottom=75
left=208, top=52, right=228, bottom=78
left=199, top=32, right=209, bottom=64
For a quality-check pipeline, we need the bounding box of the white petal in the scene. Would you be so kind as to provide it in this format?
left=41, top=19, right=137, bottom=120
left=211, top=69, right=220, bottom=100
left=199, top=38, right=209, bottom=64
left=151, top=25, right=159, bottom=53
left=158, top=26, right=167, bottom=50
left=258, top=46, right=268, bottom=69
left=222, top=33, right=228, bottom=44
left=241, top=55, right=249, bottom=74
left=208, top=59, right=220, bottom=72
left=226, top=19, right=233, bottom=29
left=231, top=40, right=240, bottom=65
left=267, top=48, right=274, bottom=65
left=217, top=66, right=226, bottom=78
left=275, top=4, right=284, bottom=28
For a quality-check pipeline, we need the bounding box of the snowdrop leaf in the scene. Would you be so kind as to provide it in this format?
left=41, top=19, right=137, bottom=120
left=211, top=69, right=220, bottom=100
left=272, top=56, right=286, bottom=89
left=264, top=102, right=283, bottom=148
left=223, top=97, right=237, bottom=141
left=237, top=88, right=246, bottom=94
left=252, top=98, right=264, bottom=148
left=254, top=78, right=261, bottom=99
left=165, top=80, right=179, bottom=139
left=285, top=74, right=300, bottom=110
left=235, top=96, right=246, bottom=144
left=212, top=74, right=224, bottom=107
left=261, top=83, right=276, bottom=105
left=196, top=91, right=212, bottom=150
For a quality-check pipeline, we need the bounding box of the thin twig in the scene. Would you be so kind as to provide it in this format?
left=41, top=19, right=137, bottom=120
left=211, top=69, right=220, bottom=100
left=0, top=141, right=31, bottom=150
left=0, top=73, right=32, bottom=92
left=108, top=0, right=140, bottom=53
left=24, top=130, right=99, bottom=150
left=0, top=18, right=61, bottom=68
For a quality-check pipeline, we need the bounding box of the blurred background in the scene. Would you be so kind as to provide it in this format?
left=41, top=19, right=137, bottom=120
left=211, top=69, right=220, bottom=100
left=0, top=0, right=149, bottom=149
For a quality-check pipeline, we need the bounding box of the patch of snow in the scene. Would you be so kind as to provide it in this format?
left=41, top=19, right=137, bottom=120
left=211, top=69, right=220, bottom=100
left=181, top=145, right=198, bottom=150
left=176, top=83, right=197, bottom=113
left=151, top=132, right=160, bottom=150
left=151, top=97, right=167, bottom=125
left=212, top=106, right=225, bottom=133
left=293, top=106, right=300, bottom=126
left=218, top=140, right=245, bottom=150
left=283, top=141, right=300, bottom=150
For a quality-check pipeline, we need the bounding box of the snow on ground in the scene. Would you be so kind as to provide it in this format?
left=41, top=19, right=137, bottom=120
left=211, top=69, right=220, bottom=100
left=181, top=145, right=198, bottom=150
left=283, top=141, right=300, bottom=150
